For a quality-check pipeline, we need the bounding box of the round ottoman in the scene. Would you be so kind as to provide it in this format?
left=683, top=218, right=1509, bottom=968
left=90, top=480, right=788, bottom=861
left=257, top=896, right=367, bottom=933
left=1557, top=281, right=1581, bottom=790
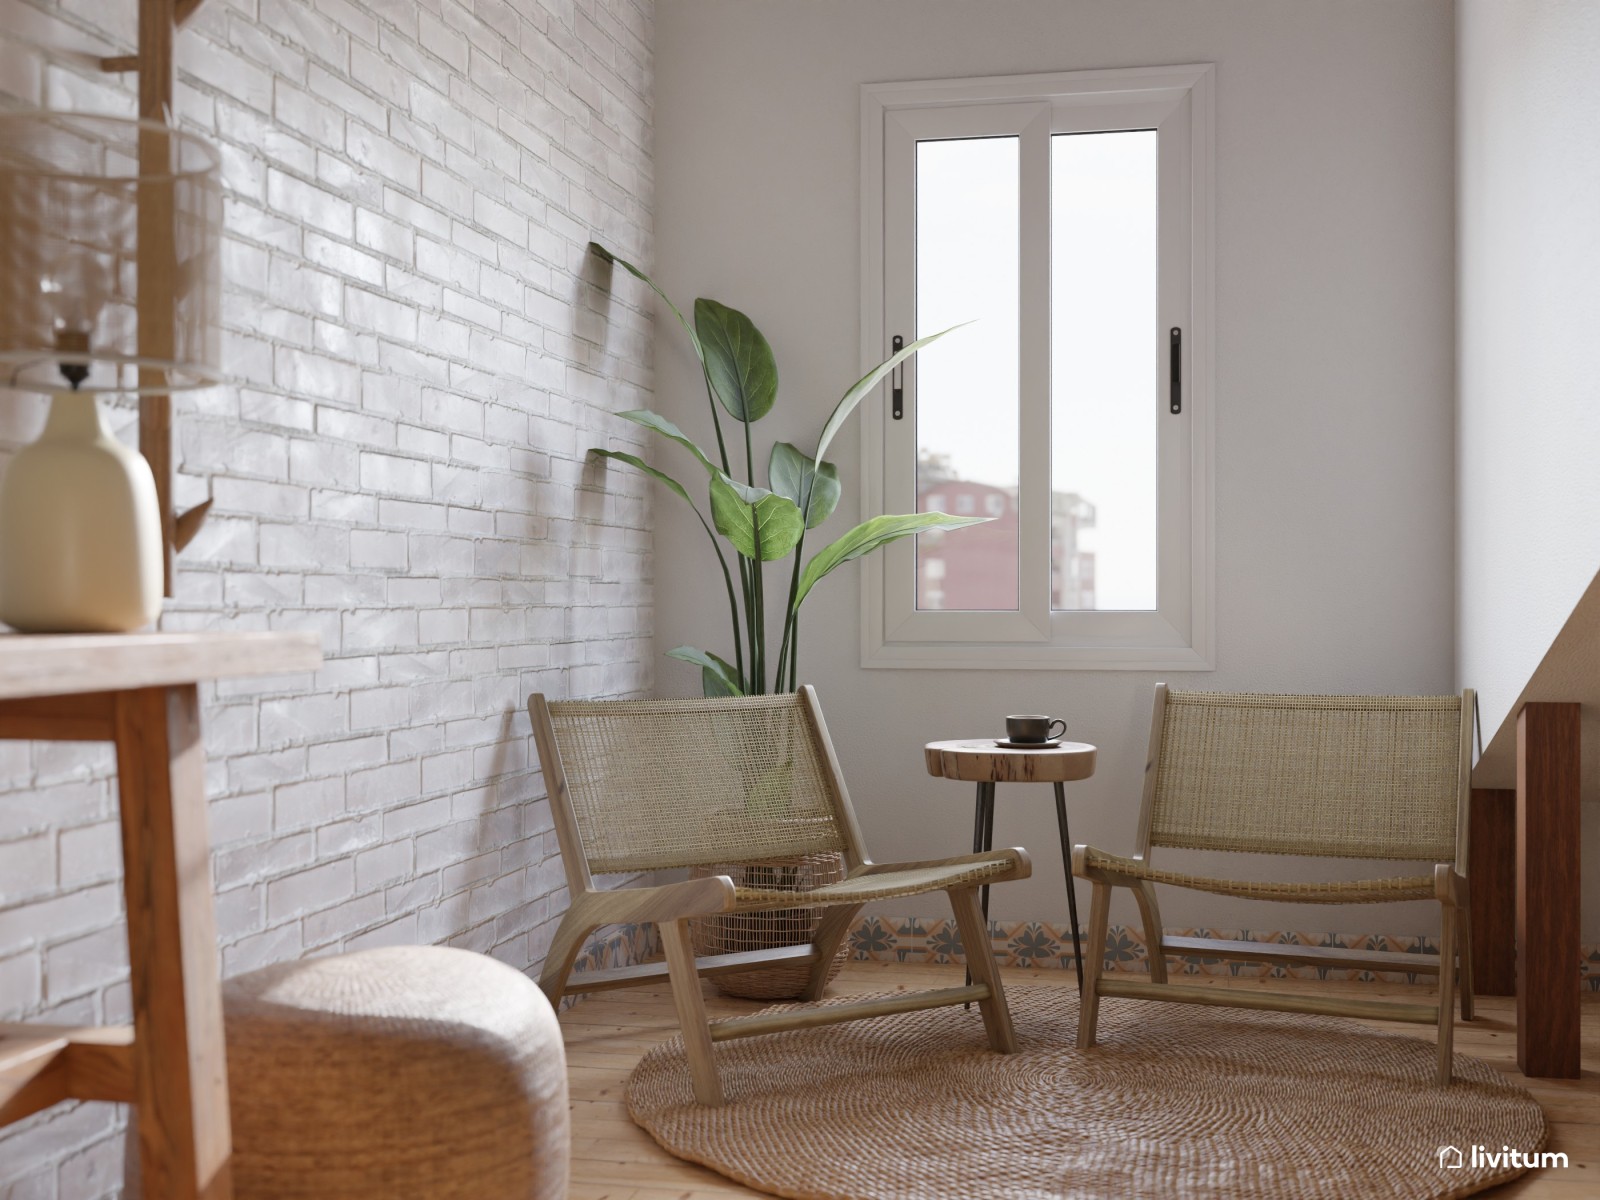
left=221, top=946, right=568, bottom=1199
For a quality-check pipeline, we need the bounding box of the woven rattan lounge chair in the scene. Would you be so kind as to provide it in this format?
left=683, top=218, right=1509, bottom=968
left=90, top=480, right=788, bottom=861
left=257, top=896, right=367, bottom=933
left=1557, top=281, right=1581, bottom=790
left=1073, top=685, right=1476, bottom=1084
left=529, top=687, right=1032, bottom=1105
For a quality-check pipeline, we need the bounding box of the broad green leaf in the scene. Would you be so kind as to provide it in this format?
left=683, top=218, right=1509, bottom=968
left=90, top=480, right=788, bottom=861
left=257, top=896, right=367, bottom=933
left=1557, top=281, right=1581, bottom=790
left=769, top=441, right=841, bottom=529
left=710, top=473, right=805, bottom=561
left=590, top=449, right=698, bottom=507
left=590, top=243, right=706, bottom=367
left=812, top=324, right=969, bottom=467
left=666, top=645, right=744, bottom=696
left=695, top=298, right=778, bottom=423
left=794, top=512, right=989, bottom=609
left=618, top=409, right=719, bottom=476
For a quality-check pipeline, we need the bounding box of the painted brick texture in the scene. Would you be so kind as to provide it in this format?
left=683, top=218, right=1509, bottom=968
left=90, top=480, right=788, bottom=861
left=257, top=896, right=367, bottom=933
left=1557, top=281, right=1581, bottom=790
left=0, top=1, right=656, bottom=1193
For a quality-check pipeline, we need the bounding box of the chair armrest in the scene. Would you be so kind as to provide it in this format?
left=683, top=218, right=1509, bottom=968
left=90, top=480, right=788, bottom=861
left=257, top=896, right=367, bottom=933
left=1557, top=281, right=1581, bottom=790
left=852, top=847, right=1032, bottom=883
left=569, top=874, right=738, bottom=928
left=1071, top=844, right=1147, bottom=886
left=1434, top=864, right=1469, bottom=907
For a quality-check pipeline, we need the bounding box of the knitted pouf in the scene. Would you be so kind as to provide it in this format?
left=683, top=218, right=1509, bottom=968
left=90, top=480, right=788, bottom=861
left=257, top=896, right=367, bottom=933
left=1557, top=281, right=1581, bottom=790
left=219, top=946, right=567, bottom=1200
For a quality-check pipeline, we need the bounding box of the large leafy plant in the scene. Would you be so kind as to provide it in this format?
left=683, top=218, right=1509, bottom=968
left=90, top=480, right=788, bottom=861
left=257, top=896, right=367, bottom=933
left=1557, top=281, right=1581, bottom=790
left=588, top=241, right=987, bottom=695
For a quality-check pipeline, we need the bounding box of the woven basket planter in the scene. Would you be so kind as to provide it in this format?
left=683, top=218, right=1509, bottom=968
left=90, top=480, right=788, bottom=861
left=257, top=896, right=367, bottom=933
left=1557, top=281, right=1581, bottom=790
left=690, top=852, right=851, bottom=1000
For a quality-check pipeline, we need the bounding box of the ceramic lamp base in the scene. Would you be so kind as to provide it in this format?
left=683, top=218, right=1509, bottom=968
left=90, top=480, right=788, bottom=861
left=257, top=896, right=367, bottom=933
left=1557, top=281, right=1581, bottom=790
left=0, top=392, right=163, bottom=633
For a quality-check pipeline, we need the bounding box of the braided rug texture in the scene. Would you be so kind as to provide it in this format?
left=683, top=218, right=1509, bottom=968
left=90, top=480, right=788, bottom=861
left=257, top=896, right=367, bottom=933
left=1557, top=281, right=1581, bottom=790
left=627, top=991, right=1546, bottom=1200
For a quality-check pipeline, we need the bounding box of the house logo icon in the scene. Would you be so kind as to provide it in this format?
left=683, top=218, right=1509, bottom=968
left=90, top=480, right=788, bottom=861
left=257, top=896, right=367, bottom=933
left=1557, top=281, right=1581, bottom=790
left=1438, top=1146, right=1464, bottom=1169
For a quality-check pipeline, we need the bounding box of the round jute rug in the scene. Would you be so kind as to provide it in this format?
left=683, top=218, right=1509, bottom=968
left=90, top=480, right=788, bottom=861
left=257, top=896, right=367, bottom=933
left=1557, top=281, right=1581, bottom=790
left=627, top=990, right=1548, bottom=1200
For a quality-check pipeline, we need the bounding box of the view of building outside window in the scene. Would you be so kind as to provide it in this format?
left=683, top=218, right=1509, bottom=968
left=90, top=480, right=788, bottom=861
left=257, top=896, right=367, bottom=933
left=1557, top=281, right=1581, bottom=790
left=917, top=451, right=1096, bottom=610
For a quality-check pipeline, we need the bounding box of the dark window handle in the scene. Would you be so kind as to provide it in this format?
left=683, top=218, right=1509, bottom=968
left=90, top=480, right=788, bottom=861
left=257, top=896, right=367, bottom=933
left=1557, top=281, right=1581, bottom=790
left=1169, top=327, right=1182, bottom=414
left=891, top=334, right=905, bottom=419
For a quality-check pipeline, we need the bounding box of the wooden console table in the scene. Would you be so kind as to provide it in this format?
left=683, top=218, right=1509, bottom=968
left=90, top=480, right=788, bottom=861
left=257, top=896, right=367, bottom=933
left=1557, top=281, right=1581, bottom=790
left=0, top=632, right=321, bottom=1200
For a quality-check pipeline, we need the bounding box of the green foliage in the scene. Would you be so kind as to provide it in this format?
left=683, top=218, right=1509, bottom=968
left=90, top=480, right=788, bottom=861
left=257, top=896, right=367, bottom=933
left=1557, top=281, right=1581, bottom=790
left=769, top=441, right=841, bottom=529
left=695, top=298, right=778, bottom=423
left=587, top=242, right=988, bottom=693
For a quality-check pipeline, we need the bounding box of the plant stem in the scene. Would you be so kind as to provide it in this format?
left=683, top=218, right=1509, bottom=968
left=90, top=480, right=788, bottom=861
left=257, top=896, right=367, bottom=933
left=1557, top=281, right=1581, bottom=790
left=774, top=531, right=805, bottom=691
left=789, top=617, right=799, bottom=687
left=738, top=556, right=756, bottom=693
left=742, top=415, right=766, bottom=693
left=702, top=371, right=732, bottom=475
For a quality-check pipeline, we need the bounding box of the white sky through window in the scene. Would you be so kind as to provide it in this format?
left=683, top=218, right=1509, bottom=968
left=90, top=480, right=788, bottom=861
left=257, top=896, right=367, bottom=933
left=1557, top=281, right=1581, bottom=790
left=912, top=130, right=1158, bottom=610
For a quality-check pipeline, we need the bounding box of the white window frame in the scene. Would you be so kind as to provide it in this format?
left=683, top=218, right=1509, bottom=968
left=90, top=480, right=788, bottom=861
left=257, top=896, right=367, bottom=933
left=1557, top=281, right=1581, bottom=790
left=859, top=64, right=1215, bottom=670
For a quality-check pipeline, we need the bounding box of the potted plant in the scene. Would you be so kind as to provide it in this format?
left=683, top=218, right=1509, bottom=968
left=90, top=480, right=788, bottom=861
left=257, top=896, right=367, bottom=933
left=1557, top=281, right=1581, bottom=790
left=586, top=242, right=988, bottom=998
left=586, top=242, right=985, bottom=696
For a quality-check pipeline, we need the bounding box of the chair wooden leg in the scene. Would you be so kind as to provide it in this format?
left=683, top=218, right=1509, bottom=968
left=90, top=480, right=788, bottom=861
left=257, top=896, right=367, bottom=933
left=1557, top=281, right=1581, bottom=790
left=948, top=886, right=1016, bottom=1053
left=1436, top=903, right=1457, bottom=1085
left=1076, top=881, right=1113, bottom=1050
left=801, top=904, right=862, bottom=1002
left=1132, top=881, right=1167, bottom=984
left=660, top=918, right=724, bottom=1106
left=1456, top=898, right=1476, bottom=1022
left=536, top=914, right=594, bottom=1004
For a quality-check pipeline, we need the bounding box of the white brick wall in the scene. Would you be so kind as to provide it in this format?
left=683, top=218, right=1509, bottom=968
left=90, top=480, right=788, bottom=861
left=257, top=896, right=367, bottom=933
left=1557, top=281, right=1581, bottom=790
left=0, top=1, right=657, bottom=1193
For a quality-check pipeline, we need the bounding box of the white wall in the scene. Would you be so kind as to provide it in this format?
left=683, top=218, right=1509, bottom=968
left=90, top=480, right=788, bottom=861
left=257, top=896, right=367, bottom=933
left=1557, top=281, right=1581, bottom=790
left=0, top=1, right=655, bottom=1193
left=651, top=0, right=1457, bottom=934
left=1457, top=0, right=1600, bottom=942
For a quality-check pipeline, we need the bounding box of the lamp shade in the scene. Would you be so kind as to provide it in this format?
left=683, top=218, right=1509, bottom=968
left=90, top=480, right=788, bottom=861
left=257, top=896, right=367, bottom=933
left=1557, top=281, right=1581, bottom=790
left=0, top=111, right=221, bottom=394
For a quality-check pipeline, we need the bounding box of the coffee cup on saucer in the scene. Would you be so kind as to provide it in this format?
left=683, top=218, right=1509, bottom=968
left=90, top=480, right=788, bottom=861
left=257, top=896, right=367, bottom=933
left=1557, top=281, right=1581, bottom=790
left=1005, top=714, right=1066, bottom=744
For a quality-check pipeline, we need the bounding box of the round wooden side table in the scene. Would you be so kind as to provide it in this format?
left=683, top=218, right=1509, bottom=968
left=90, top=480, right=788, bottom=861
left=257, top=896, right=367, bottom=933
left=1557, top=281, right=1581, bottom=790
left=924, top=738, right=1097, bottom=990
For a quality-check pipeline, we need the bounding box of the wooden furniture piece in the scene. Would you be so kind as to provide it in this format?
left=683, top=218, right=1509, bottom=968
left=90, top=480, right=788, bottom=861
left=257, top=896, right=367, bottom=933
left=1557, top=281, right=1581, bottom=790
left=1073, top=685, right=1477, bottom=1085
left=923, top=738, right=1097, bottom=989
left=528, top=688, right=1033, bottom=1106
left=1466, top=786, right=1516, bottom=997
left=69, top=0, right=220, bottom=594
left=0, top=631, right=322, bottom=1200
left=1515, top=702, right=1582, bottom=1078
left=1469, top=565, right=1595, bottom=1079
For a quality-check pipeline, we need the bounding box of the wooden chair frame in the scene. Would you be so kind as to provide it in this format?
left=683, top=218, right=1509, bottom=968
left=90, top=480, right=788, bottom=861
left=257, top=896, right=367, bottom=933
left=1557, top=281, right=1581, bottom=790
left=1073, top=684, right=1477, bottom=1085
left=529, top=686, right=1032, bottom=1105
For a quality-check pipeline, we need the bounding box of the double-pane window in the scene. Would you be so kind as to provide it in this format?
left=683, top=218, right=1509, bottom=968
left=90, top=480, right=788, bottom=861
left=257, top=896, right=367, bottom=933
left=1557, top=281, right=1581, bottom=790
left=862, top=66, right=1214, bottom=668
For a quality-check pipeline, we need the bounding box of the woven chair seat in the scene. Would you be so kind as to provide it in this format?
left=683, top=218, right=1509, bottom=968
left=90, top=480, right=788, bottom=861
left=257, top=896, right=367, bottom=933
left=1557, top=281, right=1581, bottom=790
left=732, top=851, right=1021, bottom=911
left=1081, top=847, right=1437, bottom=904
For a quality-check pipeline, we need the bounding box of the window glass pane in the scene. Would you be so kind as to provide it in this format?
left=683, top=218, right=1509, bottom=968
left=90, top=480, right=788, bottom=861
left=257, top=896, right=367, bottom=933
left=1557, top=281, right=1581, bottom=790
left=915, top=136, right=1019, bottom=612
left=1051, top=130, right=1157, bottom=611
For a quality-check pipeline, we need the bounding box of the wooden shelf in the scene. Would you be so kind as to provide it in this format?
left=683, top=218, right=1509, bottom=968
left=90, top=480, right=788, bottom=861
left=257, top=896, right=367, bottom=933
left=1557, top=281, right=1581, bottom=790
left=0, top=631, right=321, bottom=700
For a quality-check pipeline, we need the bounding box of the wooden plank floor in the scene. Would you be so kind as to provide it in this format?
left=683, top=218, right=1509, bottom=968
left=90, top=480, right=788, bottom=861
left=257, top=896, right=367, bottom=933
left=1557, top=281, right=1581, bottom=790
left=560, top=960, right=1598, bottom=1199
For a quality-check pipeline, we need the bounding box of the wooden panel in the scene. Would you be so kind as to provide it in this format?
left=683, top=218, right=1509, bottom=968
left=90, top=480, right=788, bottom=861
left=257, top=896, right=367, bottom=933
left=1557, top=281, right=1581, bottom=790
left=116, top=685, right=233, bottom=1200
left=1098, top=977, right=1439, bottom=1024
left=709, top=985, right=991, bottom=1042
left=139, top=0, right=178, bottom=595
left=1468, top=787, right=1516, bottom=996
left=0, top=631, right=320, bottom=700
left=1160, top=935, right=1441, bottom=975
left=0, top=1025, right=134, bottom=1126
left=1516, top=702, right=1582, bottom=1078
left=0, top=693, right=116, bottom=741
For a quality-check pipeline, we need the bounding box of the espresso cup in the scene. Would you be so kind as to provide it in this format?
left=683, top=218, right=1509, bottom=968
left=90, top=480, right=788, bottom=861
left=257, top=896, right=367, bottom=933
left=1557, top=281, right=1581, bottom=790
left=1006, top=714, right=1066, bottom=743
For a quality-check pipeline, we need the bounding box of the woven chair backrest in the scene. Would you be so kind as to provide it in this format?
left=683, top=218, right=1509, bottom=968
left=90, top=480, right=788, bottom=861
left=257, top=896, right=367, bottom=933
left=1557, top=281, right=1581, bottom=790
left=546, top=694, right=848, bottom=874
left=1148, top=691, right=1464, bottom=862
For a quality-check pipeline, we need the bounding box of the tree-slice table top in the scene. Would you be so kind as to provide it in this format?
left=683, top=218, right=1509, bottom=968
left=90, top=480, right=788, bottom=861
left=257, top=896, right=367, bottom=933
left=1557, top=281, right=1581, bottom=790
left=923, top=739, right=1097, bottom=783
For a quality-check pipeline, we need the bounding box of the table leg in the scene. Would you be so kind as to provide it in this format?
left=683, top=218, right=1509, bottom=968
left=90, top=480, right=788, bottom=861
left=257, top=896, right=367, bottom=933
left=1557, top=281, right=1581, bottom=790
left=965, top=782, right=996, bottom=997
left=115, top=685, right=234, bottom=1200
left=1054, top=782, right=1084, bottom=994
